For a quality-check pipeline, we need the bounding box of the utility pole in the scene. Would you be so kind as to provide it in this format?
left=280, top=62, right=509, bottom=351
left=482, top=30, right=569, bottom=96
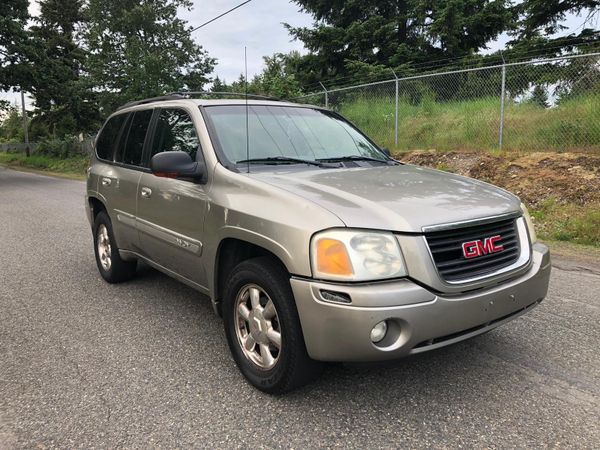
left=20, top=90, right=30, bottom=157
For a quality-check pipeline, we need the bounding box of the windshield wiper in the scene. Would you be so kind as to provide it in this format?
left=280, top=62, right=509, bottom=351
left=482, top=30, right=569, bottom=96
left=317, top=155, right=397, bottom=165
left=237, top=156, right=339, bottom=168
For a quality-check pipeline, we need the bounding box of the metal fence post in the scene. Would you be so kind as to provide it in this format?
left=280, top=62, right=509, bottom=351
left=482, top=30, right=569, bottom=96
left=498, top=64, right=506, bottom=150
left=319, top=82, right=328, bottom=108
left=392, top=69, right=399, bottom=148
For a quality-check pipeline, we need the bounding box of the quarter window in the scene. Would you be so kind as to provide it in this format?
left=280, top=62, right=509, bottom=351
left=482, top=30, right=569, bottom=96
left=151, top=109, right=200, bottom=161
left=118, top=109, right=153, bottom=166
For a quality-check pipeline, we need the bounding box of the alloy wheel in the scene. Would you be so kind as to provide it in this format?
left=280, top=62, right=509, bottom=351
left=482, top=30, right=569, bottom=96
left=97, top=224, right=112, bottom=271
left=234, top=284, right=282, bottom=370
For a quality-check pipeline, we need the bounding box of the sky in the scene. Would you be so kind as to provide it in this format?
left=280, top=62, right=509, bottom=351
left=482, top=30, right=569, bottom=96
left=180, top=0, right=313, bottom=83
left=0, top=0, right=595, bottom=110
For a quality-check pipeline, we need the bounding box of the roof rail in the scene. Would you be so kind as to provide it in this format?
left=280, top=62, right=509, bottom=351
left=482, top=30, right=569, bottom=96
left=116, top=91, right=284, bottom=110
left=169, top=91, right=283, bottom=101
left=117, top=93, right=186, bottom=110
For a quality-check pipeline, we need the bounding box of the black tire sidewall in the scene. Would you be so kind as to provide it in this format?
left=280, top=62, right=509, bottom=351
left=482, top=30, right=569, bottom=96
left=223, top=257, right=315, bottom=394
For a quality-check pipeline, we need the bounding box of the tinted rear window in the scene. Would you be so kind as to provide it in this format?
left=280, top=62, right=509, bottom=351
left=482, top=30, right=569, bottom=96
left=96, top=114, right=127, bottom=160
left=118, top=109, right=153, bottom=166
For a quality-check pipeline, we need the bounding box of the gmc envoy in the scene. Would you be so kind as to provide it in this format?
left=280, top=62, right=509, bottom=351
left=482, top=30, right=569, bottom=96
left=85, top=93, right=551, bottom=393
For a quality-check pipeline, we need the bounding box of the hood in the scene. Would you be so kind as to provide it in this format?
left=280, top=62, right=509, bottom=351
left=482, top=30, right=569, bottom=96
left=251, top=164, right=521, bottom=232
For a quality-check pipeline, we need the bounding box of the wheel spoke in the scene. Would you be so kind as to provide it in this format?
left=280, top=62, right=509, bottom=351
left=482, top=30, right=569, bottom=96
left=249, top=287, right=261, bottom=309
left=260, top=344, right=274, bottom=367
left=238, top=303, right=251, bottom=320
left=266, top=329, right=281, bottom=349
left=263, top=300, right=276, bottom=319
left=243, top=334, right=256, bottom=351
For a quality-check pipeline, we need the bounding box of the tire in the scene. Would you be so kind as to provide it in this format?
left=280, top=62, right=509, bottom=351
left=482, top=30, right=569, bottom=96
left=93, top=211, right=137, bottom=283
left=223, top=256, right=323, bottom=394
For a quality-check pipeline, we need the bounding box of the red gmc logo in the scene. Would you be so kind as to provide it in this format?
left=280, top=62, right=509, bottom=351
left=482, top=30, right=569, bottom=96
left=462, top=235, right=504, bottom=259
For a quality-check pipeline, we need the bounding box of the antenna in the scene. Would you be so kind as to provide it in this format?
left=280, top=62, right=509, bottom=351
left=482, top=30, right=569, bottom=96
left=245, top=47, right=250, bottom=174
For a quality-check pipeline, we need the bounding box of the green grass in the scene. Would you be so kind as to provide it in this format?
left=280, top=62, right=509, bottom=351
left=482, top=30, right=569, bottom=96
left=339, top=93, right=600, bottom=152
left=530, top=198, right=600, bottom=247
left=0, top=152, right=88, bottom=178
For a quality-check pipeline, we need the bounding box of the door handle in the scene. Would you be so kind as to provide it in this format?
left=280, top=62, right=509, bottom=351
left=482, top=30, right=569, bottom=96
left=101, top=177, right=112, bottom=186
left=141, top=187, right=152, bottom=198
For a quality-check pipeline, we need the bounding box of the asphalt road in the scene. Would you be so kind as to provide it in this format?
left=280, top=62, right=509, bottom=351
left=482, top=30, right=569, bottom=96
left=1, top=167, right=599, bottom=449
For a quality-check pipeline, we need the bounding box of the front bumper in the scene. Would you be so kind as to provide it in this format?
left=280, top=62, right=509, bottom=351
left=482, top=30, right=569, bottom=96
left=291, top=243, right=551, bottom=362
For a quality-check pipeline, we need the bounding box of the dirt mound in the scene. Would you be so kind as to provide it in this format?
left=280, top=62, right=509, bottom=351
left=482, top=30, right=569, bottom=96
left=398, top=151, right=600, bottom=208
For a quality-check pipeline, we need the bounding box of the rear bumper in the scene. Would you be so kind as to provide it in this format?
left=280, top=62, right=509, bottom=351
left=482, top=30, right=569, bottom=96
left=291, top=243, right=551, bottom=362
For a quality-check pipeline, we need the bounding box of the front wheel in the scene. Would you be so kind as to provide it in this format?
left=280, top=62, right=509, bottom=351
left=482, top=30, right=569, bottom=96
left=223, top=257, right=322, bottom=394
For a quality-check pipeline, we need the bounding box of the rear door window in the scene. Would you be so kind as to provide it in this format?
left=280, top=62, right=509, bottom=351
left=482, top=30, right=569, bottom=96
left=96, top=114, right=127, bottom=160
left=150, top=109, right=200, bottom=161
left=118, top=109, right=153, bottom=167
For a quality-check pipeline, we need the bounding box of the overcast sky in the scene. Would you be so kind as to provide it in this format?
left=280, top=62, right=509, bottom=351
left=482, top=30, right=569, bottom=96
left=181, top=0, right=312, bottom=83
left=1, top=0, right=594, bottom=109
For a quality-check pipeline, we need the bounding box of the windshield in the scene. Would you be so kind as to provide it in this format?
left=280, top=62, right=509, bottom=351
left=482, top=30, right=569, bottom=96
left=202, top=105, right=387, bottom=165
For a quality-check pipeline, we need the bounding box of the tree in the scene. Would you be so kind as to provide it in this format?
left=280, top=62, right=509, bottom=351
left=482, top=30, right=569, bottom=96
left=285, top=0, right=513, bottom=86
left=211, top=76, right=229, bottom=92
left=518, top=0, right=599, bottom=38
left=504, top=1, right=600, bottom=61
left=529, top=85, right=549, bottom=108
left=212, top=53, right=304, bottom=100
left=0, top=0, right=36, bottom=91
left=29, top=0, right=100, bottom=136
left=83, top=0, right=215, bottom=113
left=255, top=52, right=303, bottom=99
left=0, top=106, right=25, bottom=142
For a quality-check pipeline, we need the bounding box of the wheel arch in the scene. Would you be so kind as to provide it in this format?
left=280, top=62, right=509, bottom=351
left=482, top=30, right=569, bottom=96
left=212, top=236, right=293, bottom=316
left=88, top=196, right=108, bottom=222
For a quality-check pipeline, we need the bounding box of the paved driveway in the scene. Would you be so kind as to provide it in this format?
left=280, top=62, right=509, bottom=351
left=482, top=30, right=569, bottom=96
left=1, top=168, right=599, bottom=448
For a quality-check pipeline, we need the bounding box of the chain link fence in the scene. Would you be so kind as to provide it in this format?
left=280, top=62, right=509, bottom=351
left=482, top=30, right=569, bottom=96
left=297, top=52, right=600, bottom=153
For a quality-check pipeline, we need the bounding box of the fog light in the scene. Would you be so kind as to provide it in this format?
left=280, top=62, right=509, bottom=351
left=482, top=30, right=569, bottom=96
left=370, top=321, right=388, bottom=343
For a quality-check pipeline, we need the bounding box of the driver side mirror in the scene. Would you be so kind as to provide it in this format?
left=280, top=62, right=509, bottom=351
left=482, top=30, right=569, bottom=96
left=150, top=151, right=206, bottom=182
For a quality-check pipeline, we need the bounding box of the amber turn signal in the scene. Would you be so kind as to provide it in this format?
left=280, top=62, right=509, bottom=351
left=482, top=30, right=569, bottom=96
left=315, top=238, right=354, bottom=277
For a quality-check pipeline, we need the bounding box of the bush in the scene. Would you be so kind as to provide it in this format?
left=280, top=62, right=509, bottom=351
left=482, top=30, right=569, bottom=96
left=36, top=135, right=86, bottom=158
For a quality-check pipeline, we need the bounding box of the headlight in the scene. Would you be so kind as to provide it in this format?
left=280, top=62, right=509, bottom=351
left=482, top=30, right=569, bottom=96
left=311, top=229, right=407, bottom=281
left=521, top=203, right=537, bottom=244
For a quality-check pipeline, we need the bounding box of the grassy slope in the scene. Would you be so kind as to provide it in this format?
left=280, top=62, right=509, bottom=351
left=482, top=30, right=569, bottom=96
left=530, top=198, right=600, bottom=247
left=340, top=93, right=600, bottom=152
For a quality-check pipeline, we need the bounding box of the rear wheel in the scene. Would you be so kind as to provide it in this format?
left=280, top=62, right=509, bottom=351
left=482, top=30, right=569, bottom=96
left=93, top=211, right=137, bottom=283
left=223, top=257, right=322, bottom=394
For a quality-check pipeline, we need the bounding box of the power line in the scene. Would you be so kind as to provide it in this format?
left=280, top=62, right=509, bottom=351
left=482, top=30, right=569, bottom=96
left=191, top=0, right=253, bottom=32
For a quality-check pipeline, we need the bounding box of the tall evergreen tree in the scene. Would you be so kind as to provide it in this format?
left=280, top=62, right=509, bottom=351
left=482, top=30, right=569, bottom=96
left=518, top=0, right=599, bottom=38
left=30, top=0, right=99, bottom=136
left=0, top=0, right=35, bottom=91
left=508, top=0, right=600, bottom=57
left=285, top=0, right=513, bottom=85
left=84, top=0, right=215, bottom=113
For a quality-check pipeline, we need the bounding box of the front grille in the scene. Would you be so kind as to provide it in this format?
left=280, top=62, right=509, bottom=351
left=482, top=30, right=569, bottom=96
left=425, top=217, right=521, bottom=282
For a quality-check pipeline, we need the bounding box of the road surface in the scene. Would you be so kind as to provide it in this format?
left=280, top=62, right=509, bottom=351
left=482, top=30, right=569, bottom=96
left=1, top=167, right=599, bottom=448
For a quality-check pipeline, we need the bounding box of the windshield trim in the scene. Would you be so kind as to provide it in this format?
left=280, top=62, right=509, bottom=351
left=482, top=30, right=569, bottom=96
left=199, top=104, right=393, bottom=171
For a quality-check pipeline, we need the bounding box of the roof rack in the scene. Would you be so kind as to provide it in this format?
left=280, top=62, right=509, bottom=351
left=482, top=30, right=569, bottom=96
left=171, top=91, right=284, bottom=102
left=117, top=91, right=284, bottom=110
